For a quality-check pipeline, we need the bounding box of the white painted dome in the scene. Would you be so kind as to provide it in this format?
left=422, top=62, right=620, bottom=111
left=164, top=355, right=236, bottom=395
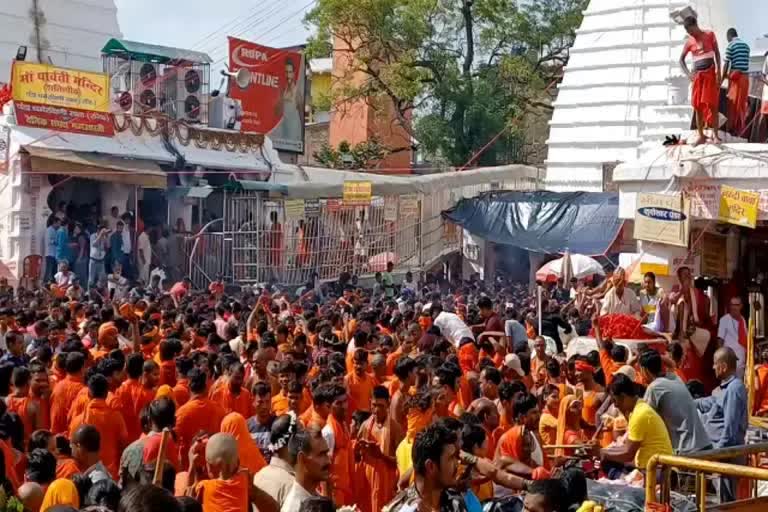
left=0, top=0, right=122, bottom=83
left=545, top=0, right=768, bottom=192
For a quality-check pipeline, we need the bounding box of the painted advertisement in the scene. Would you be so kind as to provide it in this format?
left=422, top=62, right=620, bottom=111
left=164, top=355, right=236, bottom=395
left=633, top=193, right=690, bottom=247
left=228, top=37, right=306, bottom=153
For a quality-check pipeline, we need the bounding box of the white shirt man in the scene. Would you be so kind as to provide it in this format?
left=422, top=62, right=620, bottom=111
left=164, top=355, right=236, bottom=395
left=137, top=230, right=151, bottom=283
left=433, top=310, right=474, bottom=346
left=717, top=297, right=747, bottom=374
left=600, top=285, right=642, bottom=316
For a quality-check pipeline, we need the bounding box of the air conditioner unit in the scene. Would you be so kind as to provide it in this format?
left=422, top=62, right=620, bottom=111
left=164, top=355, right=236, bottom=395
left=178, top=66, right=205, bottom=123
left=133, top=61, right=160, bottom=114
left=110, top=61, right=133, bottom=114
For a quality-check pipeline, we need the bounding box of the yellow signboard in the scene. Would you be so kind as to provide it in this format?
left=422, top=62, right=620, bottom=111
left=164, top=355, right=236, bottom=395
left=718, top=185, right=759, bottom=228
left=343, top=181, right=372, bottom=206
left=11, top=62, right=110, bottom=113
left=284, top=199, right=305, bottom=221
left=633, top=193, right=690, bottom=247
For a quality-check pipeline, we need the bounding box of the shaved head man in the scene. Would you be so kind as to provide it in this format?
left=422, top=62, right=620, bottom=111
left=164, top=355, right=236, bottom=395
left=18, top=482, right=44, bottom=512
left=696, top=346, right=747, bottom=502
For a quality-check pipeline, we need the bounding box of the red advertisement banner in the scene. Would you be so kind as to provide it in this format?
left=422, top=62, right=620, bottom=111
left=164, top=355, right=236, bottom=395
left=14, top=101, right=114, bottom=137
left=228, top=37, right=305, bottom=153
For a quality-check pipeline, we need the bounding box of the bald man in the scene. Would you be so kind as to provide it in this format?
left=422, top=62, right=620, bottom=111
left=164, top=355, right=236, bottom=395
left=696, top=347, right=747, bottom=502
left=18, top=482, right=44, bottom=512
left=186, top=433, right=278, bottom=512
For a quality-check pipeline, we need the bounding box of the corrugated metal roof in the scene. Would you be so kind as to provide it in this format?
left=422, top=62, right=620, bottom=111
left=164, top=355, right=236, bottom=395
left=102, top=39, right=213, bottom=64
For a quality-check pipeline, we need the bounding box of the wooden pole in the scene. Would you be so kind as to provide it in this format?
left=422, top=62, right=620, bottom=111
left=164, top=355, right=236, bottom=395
left=152, top=428, right=171, bottom=486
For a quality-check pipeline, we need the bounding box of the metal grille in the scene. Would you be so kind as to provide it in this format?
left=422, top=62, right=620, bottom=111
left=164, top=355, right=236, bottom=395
left=188, top=172, right=540, bottom=287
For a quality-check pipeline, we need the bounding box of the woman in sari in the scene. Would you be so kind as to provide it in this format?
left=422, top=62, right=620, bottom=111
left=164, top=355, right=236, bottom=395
left=555, top=395, right=585, bottom=457
left=538, top=384, right=560, bottom=447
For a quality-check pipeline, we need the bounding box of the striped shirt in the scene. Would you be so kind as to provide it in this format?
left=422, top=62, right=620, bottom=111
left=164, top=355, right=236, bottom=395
left=725, top=38, right=751, bottom=72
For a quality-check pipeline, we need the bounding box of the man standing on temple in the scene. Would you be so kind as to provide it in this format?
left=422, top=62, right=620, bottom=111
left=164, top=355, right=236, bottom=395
left=723, top=28, right=751, bottom=136
left=680, top=16, right=722, bottom=145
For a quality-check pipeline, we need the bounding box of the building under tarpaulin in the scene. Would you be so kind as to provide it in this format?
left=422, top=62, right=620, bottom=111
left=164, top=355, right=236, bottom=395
left=441, top=191, right=622, bottom=282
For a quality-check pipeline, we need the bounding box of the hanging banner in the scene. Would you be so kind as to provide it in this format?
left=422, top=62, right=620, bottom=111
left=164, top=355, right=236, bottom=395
left=718, top=185, right=759, bottom=228
left=633, top=193, right=690, bottom=247
left=11, top=61, right=110, bottom=112
left=384, top=198, right=398, bottom=221
left=284, top=199, right=305, bottom=221
left=228, top=37, right=306, bottom=153
left=343, top=181, right=372, bottom=206
left=400, top=194, right=419, bottom=217
left=14, top=102, right=114, bottom=137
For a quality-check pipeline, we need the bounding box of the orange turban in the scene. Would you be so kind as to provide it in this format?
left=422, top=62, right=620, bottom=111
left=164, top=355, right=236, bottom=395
left=119, top=303, right=136, bottom=320
left=406, top=407, right=433, bottom=440
left=574, top=360, right=595, bottom=374
left=155, top=385, right=176, bottom=404
left=97, top=323, right=118, bottom=346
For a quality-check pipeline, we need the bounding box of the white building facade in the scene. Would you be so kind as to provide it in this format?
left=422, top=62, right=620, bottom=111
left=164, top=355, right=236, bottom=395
left=0, top=0, right=121, bottom=83
left=546, top=0, right=768, bottom=192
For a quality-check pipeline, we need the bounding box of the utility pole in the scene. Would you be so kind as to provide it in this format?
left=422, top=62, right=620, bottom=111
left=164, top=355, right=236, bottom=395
left=31, top=0, right=43, bottom=63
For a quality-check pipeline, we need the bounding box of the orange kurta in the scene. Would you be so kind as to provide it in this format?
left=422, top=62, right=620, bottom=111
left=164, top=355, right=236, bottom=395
left=754, top=365, right=768, bottom=415
left=114, top=379, right=155, bottom=442
left=327, top=414, right=353, bottom=506
left=194, top=472, right=249, bottom=512
left=50, top=375, right=85, bottom=435
left=209, top=385, right=253, bottom=418
left=358, top=415, right=402, bottom=512
left=271, top=392, right=289, bottom=417
left=175, top=397, right=226, bottom=468
left=345, top=372, right=375, bottom=413
left=55, top=456, right=81, bottom=479
left=173, top=379, right=191, bottom=407
left=159, top=360, right=177, bottom=388
left=69, top=399, right=128, bottom=479
left=6, top=395, right=34, bottom=442
left=599, top=350, right=622, bottom=387
left=220, top=413, right=266, bottom=474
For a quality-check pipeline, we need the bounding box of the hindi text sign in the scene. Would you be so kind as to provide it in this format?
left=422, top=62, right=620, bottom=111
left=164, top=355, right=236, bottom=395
left=718, top=185, right=759, bottom=228
left=343, top=181, right=372, bottom=207
left=633, top=193, right=690, bottom=247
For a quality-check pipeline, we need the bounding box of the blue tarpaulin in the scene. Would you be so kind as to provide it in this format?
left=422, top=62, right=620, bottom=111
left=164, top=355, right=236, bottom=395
left=442, top=191, right=622, bottom=255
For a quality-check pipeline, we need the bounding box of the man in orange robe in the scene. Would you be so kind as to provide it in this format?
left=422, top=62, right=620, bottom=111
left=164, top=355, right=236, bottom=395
left=157, top=340, right=179, bottom=388
left=175, top=368, right=226, bottom=468
left=345, top=348, right=375, bottom=413
left=173, top=356, right=193, bottom=407
left=271, top=361, right=295, bottom=416
left=357, top=386, right=403, bottom=512
left=495, top=392, right=549, bottom=479
left=753, top=347, right=768, bottom=416
left=301, top=384, right=334, bottom=430
left=68, top=358, right=124, bottom=426
left=6, top=367, right=41, bottom=443
left=390, top=357, right=417, bottom=427
left=91, top=323, right=119, bottom=363
left=28, top=362, right=51, bottom=431
left=69, top=374, right=128, bottom=479
left=322, top=385, right=353, bottom=506
left=114, top=355, right=158, bottom=441
left=209, top=362, right=253, bottom=418
left=50, top=352, right=86, bottom=435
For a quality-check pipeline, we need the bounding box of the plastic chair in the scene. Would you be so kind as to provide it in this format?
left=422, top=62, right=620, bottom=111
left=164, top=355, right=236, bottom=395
left=21, top=255, right=42, bottom=289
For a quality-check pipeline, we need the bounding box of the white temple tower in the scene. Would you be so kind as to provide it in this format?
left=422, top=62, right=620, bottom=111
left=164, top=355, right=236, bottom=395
left=0, top=0, right=122, bottom=83
left=545, top=0, right=768, bottom=192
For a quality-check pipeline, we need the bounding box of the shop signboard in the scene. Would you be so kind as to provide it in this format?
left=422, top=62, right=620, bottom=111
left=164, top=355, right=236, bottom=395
left=228, top=37, right=306, bottom=153
left=718, top=185, right=759, bottom=228
left=304, top=199, right=321, bottom=218
left=633, top=193, right=690, bottom=247
left=343, top=181, right=372, bottom=207
left=11, top=62, right=113, bottom=137
left=684, top=181, right=768, bottom=221
left=284, top=199, right=305, bottom=221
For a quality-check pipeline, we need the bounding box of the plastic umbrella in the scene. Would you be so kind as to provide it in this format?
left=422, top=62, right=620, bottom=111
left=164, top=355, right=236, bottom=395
left=536, top=254, right=605, bottom=281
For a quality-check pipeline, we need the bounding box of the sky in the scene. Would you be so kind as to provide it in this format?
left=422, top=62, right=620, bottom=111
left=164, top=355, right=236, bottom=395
left=114, top=0, right=314, bottom=70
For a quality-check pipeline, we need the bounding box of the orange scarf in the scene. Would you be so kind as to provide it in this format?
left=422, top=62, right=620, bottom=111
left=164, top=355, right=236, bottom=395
left=406, top=407, right=433, bottom=440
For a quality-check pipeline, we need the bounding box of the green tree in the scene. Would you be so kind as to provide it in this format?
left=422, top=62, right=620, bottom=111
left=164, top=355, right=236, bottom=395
left=313, top=137, right=389, bottom=169
left=305, top=0, right=587, bottom=166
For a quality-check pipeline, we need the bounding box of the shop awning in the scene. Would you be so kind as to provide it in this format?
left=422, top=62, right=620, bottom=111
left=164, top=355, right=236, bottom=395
left=23, top=147, right=167, bottom=188
left=442, top=191, right=623, bottom=256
